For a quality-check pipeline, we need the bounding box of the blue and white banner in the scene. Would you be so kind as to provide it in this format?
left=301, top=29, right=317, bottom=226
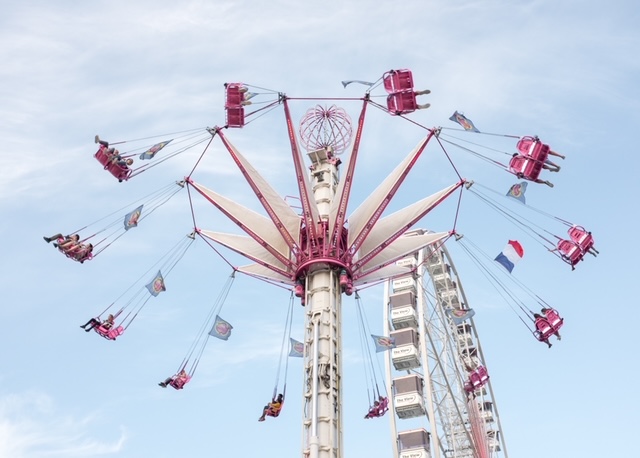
left=145, top=270, right=166, bottom=296
left=371, top=334, right=396, bottom=353
left=289, top=338, right=304, bottom=358
left=209, top=315, right=233, bottom=340
left=123, top=205, right=143, bottom=231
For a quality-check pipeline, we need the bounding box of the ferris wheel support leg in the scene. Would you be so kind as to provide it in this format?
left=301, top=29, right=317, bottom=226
left=383, top=281, right=400, bottom=458
left=416, top=249, right=443, bottom=458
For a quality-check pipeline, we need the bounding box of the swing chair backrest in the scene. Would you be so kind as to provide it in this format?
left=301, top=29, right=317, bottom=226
left=386, top=91, right=418, bottom=115
left=568, top=226, right=594, bottom=251
left=509, top=154, right=543, bottom=180
left=516, top=136, right=549, bottom=163
left=94, top=145, right=112, bottom=167
left=557, top=239, right=584, bottom=264
left=226, top=107, right=245, bottom=128
left=544, top=309, right=563, bottom=330
left=225, top=83, right=245, bottom=107
left=378, top=396, right=389, bottom=415
left=534, top=318, right=554, bottom=340
left=383, top=69, right=414, bottom=94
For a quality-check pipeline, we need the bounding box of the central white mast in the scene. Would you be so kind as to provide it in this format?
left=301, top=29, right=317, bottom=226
left=303, top=147, right=343, bottom=458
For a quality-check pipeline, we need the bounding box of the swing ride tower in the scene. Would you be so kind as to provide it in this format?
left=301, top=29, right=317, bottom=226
left=188, top=90, right=465, bottom=458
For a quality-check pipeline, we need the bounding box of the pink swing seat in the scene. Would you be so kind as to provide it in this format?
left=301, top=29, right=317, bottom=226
left=94, top=145, right=132, bottom=182
left=94, top=325, right=125, bottom=341
left=55, top=237, right=93, bottom=263
left=226, top=107, right=245, bottom=128
left=387, top=91, right=418, bottom=115
left=543, top=308, right=564, bottom=331
left=382, top=69, right=414, bottom=94
left=557, top=239, right=585, bottom=267
left=509, top=154, right=543, bottom=181
left=516, top=136, right=550, bottom=163
left=568, top=226, right=595, bottom=253
left=169, top=375, right=192, bottom=390
left=534, top=317, right=555, bottom=341
left=377, top=397, right=389, bottom=415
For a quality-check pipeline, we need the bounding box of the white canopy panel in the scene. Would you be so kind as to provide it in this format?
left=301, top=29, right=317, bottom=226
left=347, top=135, right=429, bottom=248
left=237, top=263, right=294, bottom=285
left=353, top=263, right=414, bottom=286
left=190, top=181, right=292, bottom=263
left=358, top=183, right=459, bottom=260
left=199, top=230, right=289, bottom=275
left=356, top=231, right=449, bottom=276
left=224, top=139, right=302, bottom=250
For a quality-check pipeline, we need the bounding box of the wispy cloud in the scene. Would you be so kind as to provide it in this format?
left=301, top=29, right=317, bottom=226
left=0, top=391, right=126, bottom=457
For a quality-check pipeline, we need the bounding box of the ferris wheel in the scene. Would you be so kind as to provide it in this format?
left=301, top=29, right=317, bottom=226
left=383, top=237, right=507, bottom=458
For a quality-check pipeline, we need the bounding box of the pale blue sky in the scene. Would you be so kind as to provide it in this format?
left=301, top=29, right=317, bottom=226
left=1, top=1, right=639, bottom=457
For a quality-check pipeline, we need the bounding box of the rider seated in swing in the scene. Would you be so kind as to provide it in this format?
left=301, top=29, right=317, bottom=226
left=70, top=242, right=93, bottom=263
left=364, top=399, right=381, bottom=419
left=43, top=233, right=80, bottom=251
left=533, top=313, right=554, bottom=348
left=541, top=307, right=562, bottom=341
left=258, top=393, right=284, bottom=421
left=158, top=369, right=189, bottom=389
left=364, top=395, right=389, bottom=419
left=96, top=135, right=134, bottom=168
left=80, top=314, right=114, bottom=332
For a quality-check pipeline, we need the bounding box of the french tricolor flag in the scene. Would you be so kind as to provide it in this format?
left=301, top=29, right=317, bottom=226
left=494, top=240, right=524, bottom=273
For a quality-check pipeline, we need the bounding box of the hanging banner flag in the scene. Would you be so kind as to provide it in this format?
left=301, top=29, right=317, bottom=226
left=139, top=139, right=173, bottom=160
left=341, top=79, right=375, bottom=88
left=289, top=338, right=304, bottom=358
left=243, top=91, right=258, bottom=101
left=123, top=205, right=143, bottom=231
left=209, top=315, right=233, bottom=340
left=494, top=240, right=524, bottom=273
left=447, top=308, right=476, bottom=325
left=449, top=111, right=480, bottom=132
left=370, top=334, right=396, bottom=353
left=145, top=270, right=166, bottom=296
left=506, top=182, right=528, bottom=204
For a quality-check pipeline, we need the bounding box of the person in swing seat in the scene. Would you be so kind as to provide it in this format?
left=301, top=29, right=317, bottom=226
left=258, top=393, right=284, bottom=421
